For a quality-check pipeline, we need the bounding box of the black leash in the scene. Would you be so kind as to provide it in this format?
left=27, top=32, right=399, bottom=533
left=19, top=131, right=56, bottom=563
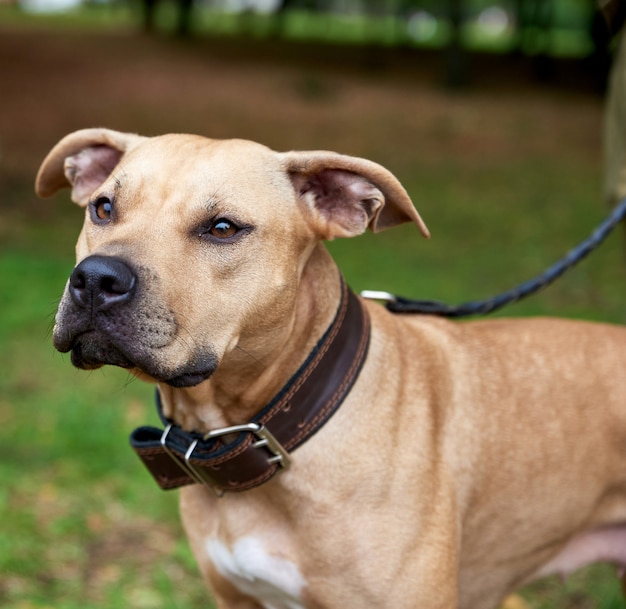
left=362, top=199, right=626, bottom=318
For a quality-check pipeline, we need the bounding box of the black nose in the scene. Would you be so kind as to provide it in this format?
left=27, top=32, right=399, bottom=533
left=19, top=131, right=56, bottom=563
left=69, top=255, right=136, bottom=311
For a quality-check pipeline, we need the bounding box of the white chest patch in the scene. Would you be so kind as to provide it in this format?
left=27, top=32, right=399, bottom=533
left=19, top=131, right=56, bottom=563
left=206, top=536, right=306, bottom=609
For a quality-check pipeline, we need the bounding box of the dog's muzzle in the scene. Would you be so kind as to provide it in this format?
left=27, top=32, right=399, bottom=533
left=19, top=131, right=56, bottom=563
left=53, top=255, right=200, bottom=383
left=53, top=255, right=140, bottom=370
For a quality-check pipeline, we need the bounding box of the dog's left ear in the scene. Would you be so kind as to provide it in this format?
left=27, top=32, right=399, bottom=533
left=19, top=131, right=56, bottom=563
left=35, top=128, right=146, bottom=206
left=280, top=151, right=429, bottom=240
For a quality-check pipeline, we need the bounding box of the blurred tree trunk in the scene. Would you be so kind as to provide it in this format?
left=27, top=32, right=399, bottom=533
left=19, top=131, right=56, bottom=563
left=445, top=0, right=468, bottom=88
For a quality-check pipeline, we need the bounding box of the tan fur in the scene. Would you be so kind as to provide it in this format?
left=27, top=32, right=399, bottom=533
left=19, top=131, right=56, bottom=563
left=37, top=129, right=626, bottom=609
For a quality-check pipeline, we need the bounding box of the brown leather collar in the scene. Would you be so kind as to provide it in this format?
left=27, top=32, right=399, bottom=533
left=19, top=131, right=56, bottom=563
left=130, top=279, right=370, bottom=496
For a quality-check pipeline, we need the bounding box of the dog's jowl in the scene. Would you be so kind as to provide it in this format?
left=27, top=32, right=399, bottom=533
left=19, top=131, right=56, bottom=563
left=37, top=128, right=626, bottom=609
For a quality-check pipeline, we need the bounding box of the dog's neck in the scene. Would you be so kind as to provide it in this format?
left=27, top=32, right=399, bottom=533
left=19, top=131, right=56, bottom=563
left=156, top=244, right=342, bottom=433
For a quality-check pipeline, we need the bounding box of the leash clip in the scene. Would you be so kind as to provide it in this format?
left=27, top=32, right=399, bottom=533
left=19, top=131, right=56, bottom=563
left=360, top=290, right=397, bottom=303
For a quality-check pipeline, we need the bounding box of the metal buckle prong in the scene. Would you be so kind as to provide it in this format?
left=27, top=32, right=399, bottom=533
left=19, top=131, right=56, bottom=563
left=255, top=427, right=291, bottom=469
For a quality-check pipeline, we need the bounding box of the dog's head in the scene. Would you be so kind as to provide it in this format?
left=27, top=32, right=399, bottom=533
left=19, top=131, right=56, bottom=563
left=36, top=128, right=428, bottom=388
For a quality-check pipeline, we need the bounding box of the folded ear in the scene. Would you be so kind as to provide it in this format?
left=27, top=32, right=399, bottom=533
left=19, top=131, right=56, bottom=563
left=280, top=150, right=429, bottom=240
left=35, top=128, right=146, bottom=206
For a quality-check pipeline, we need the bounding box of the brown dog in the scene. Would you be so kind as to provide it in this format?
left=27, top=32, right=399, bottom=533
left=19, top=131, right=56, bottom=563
left=36, top=128, right=626, bottom=609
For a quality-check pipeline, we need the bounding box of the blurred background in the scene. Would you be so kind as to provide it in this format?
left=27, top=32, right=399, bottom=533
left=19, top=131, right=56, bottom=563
left=2, top=1, right=626, bottom=608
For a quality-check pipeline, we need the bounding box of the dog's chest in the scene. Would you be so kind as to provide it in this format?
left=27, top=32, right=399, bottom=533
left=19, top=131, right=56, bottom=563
left=206, top=535, right=306, bottom=609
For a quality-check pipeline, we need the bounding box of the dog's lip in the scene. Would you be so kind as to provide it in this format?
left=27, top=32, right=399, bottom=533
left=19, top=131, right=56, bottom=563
left=158, top=353, right=219, bottom=388
left=56, top=323, right=218, bottom=387
left=68, top=339, right=214, bottom=386
left=162, top=369, right=215, bottom=388
left=67, top=334, right=135, bottom=370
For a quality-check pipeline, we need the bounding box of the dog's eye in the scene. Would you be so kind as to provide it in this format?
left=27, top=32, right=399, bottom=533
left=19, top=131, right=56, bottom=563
left=198, top=217, right=250, bottom=243
left=208, top=219, right=238, bottom=239
left=91, top=196, right=113, bottom=222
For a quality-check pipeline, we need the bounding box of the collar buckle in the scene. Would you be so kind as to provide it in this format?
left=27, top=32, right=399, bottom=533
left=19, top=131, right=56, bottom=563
left=202, top=423, right=291, bottom=471
left=160, top=422, right=291, bottom=497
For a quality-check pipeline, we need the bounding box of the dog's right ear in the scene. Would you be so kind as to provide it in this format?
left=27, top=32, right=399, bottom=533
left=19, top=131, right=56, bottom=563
left=35, top=128, right=146, bottom=206
left=280, top=150, right=429, bottom=240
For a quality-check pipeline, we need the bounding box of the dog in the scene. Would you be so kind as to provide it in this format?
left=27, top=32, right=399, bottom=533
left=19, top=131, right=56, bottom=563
left=36, top=128, right=626, bottom=609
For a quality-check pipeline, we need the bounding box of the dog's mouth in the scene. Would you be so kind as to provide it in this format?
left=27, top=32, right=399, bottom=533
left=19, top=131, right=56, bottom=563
left=59, top=330, right=218, bottom=388
left=68, top=334, right=135, bottom=370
